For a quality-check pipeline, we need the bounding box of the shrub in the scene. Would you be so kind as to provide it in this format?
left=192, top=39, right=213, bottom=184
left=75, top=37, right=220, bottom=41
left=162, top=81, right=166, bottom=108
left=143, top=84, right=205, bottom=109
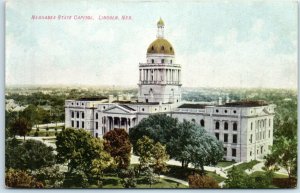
left=188, top=174, right=219, bottom=188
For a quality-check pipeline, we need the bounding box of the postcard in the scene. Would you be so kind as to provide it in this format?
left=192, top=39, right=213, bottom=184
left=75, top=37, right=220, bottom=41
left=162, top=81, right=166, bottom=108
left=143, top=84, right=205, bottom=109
left=5, top=0, right=297, bottom=189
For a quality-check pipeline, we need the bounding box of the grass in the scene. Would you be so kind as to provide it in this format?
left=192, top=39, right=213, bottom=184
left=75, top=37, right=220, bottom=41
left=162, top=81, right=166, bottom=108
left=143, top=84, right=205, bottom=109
left=163, top=165, right=225, bottom=183
left=250, top=171, right=288, bottom=179
left=226, top=160, right=260, bottom=172
left=216, top=161, right=236, bottom=168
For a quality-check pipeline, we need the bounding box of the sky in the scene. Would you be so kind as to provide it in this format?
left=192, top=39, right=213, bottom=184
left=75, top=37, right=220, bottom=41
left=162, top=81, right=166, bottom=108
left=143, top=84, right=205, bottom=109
left=5, top=0, right=298, bottom=89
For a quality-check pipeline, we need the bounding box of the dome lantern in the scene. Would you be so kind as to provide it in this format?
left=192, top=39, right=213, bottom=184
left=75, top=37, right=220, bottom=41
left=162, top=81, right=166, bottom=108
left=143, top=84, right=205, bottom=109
left=157, top=17, right=164, bottom=38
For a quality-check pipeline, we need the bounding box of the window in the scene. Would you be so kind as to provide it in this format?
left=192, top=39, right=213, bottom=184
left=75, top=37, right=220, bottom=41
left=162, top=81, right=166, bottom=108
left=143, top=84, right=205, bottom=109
left=82, top=103, right=84, bottom=106
left=233, top=110, right=236, bottom=114
left=216, top=109, right=219, bottom=113
left=71, top=111, right=74, bottom=118
left=232, top=148, right=236, bottom=157
left=76, top=121, right=79, bottom=128
left=71, top=121, right=74, bottom=127
left=151, top=46, right=154, bottom=50
left=142, top=108, right=145, bottom=111
left=233, top=134, right=237, bottom=143
left=170, top=60, right=172, bottom=64
left=151, top=59, right=154, bottom=63
left=96, top=122, right=98, bottom=130
left=103, top=106, right=106, bottom=109
left=215, top=121, right=220, bottom=130
left=82, top=122, right=84, bottom=128
left=200, top=119, right=205, bottom=127
left=96, top=113, right=98, bottom=119
left=225, top=110, right=228, bottom=113
left=250, top=134, right=253, bottom=143
left=224, top=122, right=228, bottom=130
left=224, top=148, right=227, bottom=155
left=233, top=122, right=237, bottom=131
left=170, top=47, right=173, bottom=51
left=77, top=112, right=79, bottom=118
left=224, top=134, right=228, bottom=143
left=215, top=133, right=219, bottom=140
left=82, top=112, right=84, bottom=119
left=96, top=133, right=98, bottom=138
left=250, top=151, right=252, bottom=156
left=251, top=122, right=253, bottom=130
left=161, top=59, right=164, bottom=64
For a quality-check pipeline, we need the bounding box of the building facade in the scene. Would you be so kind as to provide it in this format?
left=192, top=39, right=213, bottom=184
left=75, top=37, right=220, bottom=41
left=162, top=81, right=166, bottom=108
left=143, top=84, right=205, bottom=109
left=65, top=19, right=275, bottom=162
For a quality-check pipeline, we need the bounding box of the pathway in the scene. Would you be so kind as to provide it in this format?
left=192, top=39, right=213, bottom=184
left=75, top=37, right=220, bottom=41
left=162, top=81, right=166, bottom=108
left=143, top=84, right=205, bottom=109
left=159, top=175, right=189, bottom=186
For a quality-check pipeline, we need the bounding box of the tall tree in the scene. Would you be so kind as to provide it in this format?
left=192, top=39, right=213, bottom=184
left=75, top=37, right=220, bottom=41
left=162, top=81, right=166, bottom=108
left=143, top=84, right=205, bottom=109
left=6, top=139, right=55, bottom=171
left=103, top=128, right=132, bottom=169
left=11, top=117, right=32, bottom=140
left=264, top=136, right=297, bottom=187
left=56, top=128, right=113, bottom=176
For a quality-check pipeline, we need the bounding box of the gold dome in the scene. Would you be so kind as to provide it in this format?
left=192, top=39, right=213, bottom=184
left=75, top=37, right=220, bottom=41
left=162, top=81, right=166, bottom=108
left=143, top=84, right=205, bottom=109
left=147, top=38, right=175, bottom=55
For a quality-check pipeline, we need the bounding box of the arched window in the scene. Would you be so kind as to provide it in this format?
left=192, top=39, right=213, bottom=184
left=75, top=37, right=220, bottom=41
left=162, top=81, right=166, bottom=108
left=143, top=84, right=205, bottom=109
left=233, top=122, right=237, bottom=131
left=151, top=59, right=154, bottom=64
left=151, top=46, right=154, bottom=50
left=251, top=122, right=253, bottom=130
left=200, top=119, right=205, bottom=127
left=224, top=122, right=228, bottom=130
left=82, top=112, right=84, bottom=119
left=215, top=121, right=220, bottom=130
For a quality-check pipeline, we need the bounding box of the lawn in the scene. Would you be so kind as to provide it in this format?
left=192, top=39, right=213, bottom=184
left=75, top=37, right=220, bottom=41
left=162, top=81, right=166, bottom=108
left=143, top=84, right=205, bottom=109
left=226, top=160, right=260, bottom=172
left=76, top=175, right=188, bottom=188
left=216, top=161, right=236, bottom=168
left=163, top=165, right=225, bottom=183
left=250, top=171, right=288, bottom=179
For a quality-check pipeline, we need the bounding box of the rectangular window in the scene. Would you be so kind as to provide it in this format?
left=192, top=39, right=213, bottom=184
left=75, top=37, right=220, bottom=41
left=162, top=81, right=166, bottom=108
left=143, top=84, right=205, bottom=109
left=250, top=151, right=252, bottom=156
left=82, top=122, right=84, bottom=128
left=76, top=121, right=79, bottom=128
left=215, top=133, right=219, bottom=140
left=71, top=121, right=74, bottom=127
left=96, top=122, right=98, bottom=130
left=77, top=112, right=79, bottom=118
left=232, top=148, right=236, bottom=157
left=224, top=134, right=228, bottom=143
left=71, top=111, right=74, bottom=118
left=250, top=134, right=253, bottom=143
left=233, top=134, right=237, bottom=143
left=82, top=112, right=85, bottom=119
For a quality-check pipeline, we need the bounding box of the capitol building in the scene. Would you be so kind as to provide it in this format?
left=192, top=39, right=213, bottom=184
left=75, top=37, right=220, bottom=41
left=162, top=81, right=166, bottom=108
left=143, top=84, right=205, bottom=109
left=65, top=18, right=275, bottom=162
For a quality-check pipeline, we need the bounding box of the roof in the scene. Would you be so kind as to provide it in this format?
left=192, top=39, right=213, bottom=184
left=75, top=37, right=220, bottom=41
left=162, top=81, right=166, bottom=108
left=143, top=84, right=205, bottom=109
left=77, top=97, right=107, bottom=101
left=178, top=103, right=207, bottom=109
left=157, top=18, right=164, bottom=27
left=221, top=100, right=269, bottom=107
left=120, top=105, right=136, bottom=111
left=147, top=38, right=175, bottom=55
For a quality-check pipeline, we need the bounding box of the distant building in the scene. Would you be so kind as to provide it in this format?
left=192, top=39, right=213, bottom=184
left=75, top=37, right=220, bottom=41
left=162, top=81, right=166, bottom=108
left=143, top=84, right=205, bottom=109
left=65, top=19, right=275, bottom=162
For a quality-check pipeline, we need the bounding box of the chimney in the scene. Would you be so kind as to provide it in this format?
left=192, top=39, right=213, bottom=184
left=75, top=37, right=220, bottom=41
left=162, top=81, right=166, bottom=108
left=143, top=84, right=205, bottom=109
left=218, top=97, right=222, bottom=105
left=108, top=95, right=114, bottom=103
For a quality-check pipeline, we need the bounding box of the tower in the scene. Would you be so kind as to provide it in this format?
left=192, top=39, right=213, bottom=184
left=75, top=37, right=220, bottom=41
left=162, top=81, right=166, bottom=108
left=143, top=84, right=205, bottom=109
left=138, top=18, right=182, bottom=103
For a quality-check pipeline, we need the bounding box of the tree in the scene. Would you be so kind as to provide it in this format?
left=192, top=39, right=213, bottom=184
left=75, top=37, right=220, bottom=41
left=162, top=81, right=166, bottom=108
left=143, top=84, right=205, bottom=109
left=103, top=128, right=132, bottom=169
left=152, top=142, right=169, bottom=175
left=56, top=128, right=113, bottom=177
left=33, top=165, right=65, bottom=188
left=119, top=168, right=137, bottom=188
left=11, top=117, right=32, bottom=140
left=264, top=136, right=297, bottom=187
left=188, top=174, right=219, bottom=188
left=130, top=115, right=223, bottom=172
left=5, top=139, right=55, bottom=171
left=136, top=136, right=155, bottom=169
left=143, top=166, right=157, bottom=188
left=5, top=168, right=44, bottom=188
left=169, top=120, right=224, bottom=173
left=129, top=114, right=178, bottom=153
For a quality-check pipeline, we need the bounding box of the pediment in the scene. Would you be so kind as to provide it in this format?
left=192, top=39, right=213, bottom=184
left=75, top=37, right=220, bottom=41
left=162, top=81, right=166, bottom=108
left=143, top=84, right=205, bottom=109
left=103, top=105, right=134, bottom=114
